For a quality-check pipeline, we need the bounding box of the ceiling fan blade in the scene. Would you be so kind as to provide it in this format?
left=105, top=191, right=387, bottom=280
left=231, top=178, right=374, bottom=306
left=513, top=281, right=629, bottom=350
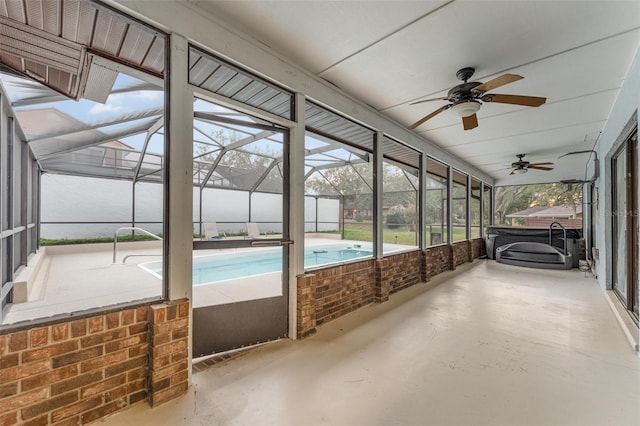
left=472, top=74, right=523, bottom=93
left=409, top=105, right=449, bottom=130
left=462, top=113, right=478, bottom=131
left=482, top=93, right=546, bottom=107
left=528, top=162, right=554, bottom=166
left=509, top=169, right=516, bottom=175
left=528, top=165, right=554, bottom=171
left=410, top=96, right=449, bottom=105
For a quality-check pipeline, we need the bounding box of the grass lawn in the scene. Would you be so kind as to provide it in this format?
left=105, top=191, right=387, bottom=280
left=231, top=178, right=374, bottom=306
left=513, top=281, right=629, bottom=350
left=342, top=222, right=471, bottom=245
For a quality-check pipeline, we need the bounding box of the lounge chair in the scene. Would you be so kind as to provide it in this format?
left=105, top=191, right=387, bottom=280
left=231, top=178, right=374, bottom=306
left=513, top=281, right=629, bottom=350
left=202, top=222, right=225, bottom=240
left=246, top=222, right=267, bottom=239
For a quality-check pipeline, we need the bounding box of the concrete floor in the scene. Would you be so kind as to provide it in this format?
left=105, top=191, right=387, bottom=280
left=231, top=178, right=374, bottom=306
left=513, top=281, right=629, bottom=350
left=102, top=260, right=640, bottom=426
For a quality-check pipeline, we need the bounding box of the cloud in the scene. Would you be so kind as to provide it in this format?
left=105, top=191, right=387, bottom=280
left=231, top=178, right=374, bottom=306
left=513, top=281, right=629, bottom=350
left=87, top=90, right=162, bottom=115
left=88, top=103, right=125, bottom=115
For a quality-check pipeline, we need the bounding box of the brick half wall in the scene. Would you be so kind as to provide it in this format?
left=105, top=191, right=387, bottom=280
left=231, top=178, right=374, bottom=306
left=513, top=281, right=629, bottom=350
left=297, top=260, right=376, bottom=338
left=0, top=299, right=190, bottom=425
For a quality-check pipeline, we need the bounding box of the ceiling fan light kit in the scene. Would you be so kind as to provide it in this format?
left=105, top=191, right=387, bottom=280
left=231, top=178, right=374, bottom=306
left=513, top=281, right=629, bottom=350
left=514, top=168, right=528, bottom=174
left=409, top=67, right=546, bottom=131
left=451, top=100, right=481, bottom=117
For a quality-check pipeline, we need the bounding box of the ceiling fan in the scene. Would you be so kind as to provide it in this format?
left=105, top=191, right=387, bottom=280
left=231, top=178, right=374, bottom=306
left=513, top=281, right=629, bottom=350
left=510, top=154, right=554, bottom=175
left=409, top=67, right=547, bottom=131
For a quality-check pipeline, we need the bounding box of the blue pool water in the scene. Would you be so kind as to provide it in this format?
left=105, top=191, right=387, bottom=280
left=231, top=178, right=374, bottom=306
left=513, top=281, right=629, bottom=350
left=141, top=244, right=373, bottom=285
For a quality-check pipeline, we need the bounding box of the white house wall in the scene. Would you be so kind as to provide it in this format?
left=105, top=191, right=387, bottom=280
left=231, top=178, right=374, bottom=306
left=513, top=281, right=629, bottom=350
left=595, top=43, right=640, bottom=289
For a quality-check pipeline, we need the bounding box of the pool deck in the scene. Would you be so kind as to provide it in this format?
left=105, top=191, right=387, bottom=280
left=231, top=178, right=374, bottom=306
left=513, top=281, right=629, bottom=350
left=2, top=238, right=416, bottom=325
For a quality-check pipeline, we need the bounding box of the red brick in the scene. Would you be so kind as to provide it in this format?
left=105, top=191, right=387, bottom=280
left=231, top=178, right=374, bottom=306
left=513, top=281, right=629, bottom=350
left=106, top=313, right=120, bottom=330
left=51, top=371, right=103, bottom=396
left=70, top=320, right=87, bottom=338
left=0, top=412, right=17, bottom=426
left=121, top=309, right=135, bottom=326
left=0, top=359, right=49, bottom=383
left=105, top=334, right=146, bottom=354
left=52, top=416, right=80, bottom=426
left=0, top=353, right=19, bottom=369
left=151, top=338, right=187, bottom=358
left=149, top=377, right=169, bottom=393
left=152, top=332, right=171, bottom=346
left=88, top=317, right=104, bottom=334
left=178, top=301, right=189, bottom=318
left=51, top=396, right=102, bottom=423
left=166, top=304, right=177, bottom=321
left=127, top=367, right=146, bottom=382
left=51, top=324, right=69, bottom=342
left=171, top=349, right=188, bottom=363
left=80, top=373, right=127, bottom=398
left=52, top=346, right=103, bottom=368
left=21, top=365, right=78, bottom=392
left=128, top=322, right=147, bottom=335
left=21, top=391, right=78, bottom=420
left=0, top=382, right=18, bottom=398
left=150, top=381, right=188, bottom=406
left=22, top=340, right=78, bottom=363
left=171, top=369, right=188, bottom=385
left=135, top=307, right=148, bottom=323
left=21, top=413, right=50, bottom=426
left=129, top=390, right=147, bottom=405
left=0, top=387, right=48, bottom=414
left=152, top=317, right=188, bottom=334
left=21, top=414, right=48, bottom=426
left=151, top=354, right=171, bottom=370
left=128, top=343, right=148, bottom=358
left=80, top=349, right=128, bottom=373
left=104, top=384, right=128, bottom=403
left=127, top=378, right=146, bottom=394
left=0, top=335, right=6, bottom=356
left=81, top=398, right=127, bottom=424
left=105, top=356, right=146, bottom=378
left=8, top=332, right=27, bottom=352
left=80, top=328, right=126, bottom=348
left=30, top=328, right=49, bottom=348
left=150, top=360, right=188, bottom=382
left=151, top=306, right=165, bottom=323
left=171, top=327, right=188, bottom=340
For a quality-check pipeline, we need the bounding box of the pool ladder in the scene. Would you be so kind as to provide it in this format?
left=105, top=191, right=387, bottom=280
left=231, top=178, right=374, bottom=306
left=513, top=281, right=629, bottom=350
left=112, top=226, right=163, bottom=264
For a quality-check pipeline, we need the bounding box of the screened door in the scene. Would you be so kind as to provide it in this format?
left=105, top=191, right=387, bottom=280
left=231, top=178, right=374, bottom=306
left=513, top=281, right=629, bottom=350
left=191, top=99, right=290, bottom=357
left=611, top=131, right=638, bottom=320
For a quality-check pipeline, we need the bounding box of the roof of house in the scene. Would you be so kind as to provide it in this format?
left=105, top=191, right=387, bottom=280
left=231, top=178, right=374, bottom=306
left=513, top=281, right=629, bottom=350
left=506, top=205, right=582, bottom=218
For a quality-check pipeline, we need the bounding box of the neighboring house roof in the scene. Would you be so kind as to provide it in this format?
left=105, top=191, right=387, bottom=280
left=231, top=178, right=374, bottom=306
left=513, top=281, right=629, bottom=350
left=506, top=205, right=582, bottom=218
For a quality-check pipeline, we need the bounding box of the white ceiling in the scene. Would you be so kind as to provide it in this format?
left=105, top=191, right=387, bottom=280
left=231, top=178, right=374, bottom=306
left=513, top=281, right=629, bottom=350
left=188, top=0, right=640, bottom=186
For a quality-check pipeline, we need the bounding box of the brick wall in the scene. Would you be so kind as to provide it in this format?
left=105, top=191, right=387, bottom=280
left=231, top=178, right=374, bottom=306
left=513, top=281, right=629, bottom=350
left=471, top=238, right=485, bottom=258
left=297, top=260, right=375, bottom=338
left=423, top=245, right=452, bottom=280
left=451, top=241, right=470, bottom=267
left=385, top=251, right=422, bottom=295
left=297, top=239, right=485, bottom=339
left=0, top=300, right=189, bottom=425
left=148, top=300, right=189, bottom=407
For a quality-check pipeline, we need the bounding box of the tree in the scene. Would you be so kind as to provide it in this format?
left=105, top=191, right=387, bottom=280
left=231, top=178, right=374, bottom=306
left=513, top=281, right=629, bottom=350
left=494, top=183, right=583, bottom=225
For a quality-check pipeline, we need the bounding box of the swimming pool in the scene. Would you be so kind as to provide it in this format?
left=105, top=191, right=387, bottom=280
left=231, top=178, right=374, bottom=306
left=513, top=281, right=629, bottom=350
left=141, top=243, right=373, bottom=285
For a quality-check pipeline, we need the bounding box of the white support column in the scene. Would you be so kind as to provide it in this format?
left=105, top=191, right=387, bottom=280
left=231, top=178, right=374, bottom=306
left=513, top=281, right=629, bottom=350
left=479, top=181, right=485, bottom=238
left=374, top=132, right=384, bottom=258
left=166, top=33, right=193, bottom=382
left=288, top=92, right=306, bottom=339
left=447, top=167, right=453, bottom=244
left=419, top=153, right=427, bottom=249
left=166, top=33, right=193, bottom=302
left=466, top=174, right=472, bottom=240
